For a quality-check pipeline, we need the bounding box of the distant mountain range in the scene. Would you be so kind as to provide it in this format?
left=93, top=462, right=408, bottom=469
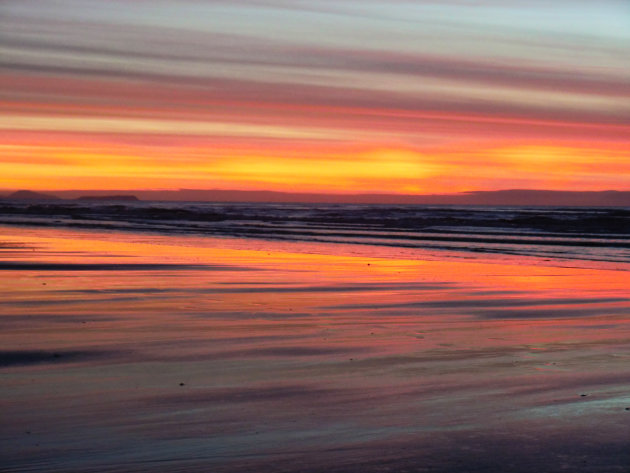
left=2, top=190, right=139, bottom=202
left=4, top=190, right=62, bottom=200
left=2, top=189, right=630, bottom=206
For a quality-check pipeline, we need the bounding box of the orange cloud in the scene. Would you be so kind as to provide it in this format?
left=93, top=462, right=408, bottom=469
left=2, top=129, right=628, bottom=194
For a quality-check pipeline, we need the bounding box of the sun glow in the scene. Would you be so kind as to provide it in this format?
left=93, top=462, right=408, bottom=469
left=1, top=0, right=628, bottom=196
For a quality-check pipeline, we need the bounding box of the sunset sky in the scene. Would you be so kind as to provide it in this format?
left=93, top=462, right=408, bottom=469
left=1, top=0, right=629, bottom=194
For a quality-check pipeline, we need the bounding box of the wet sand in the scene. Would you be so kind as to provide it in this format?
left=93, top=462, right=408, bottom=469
left=1, top=226, right=629, bottom=472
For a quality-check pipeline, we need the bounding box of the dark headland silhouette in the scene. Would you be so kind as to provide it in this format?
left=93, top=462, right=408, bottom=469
left=5, top=190, right=62, bottom=201
left=2, top=191, right=139, bottom=202
left=2, top=189, right=630, bottom=206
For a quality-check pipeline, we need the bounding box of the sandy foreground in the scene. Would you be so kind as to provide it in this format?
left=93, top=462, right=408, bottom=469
left=1, top=226, right=629, bottom=472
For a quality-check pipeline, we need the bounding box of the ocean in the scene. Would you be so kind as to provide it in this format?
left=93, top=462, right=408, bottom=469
left=1, top=200, right=629, bottom=265
left=2, top=202, right=630, bottom=472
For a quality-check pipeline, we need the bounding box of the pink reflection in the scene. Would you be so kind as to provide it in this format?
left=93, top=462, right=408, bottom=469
left=1, top=225, right=629, bottom=471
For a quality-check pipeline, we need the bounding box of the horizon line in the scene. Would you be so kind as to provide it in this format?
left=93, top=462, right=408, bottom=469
left=3, top=188, right=630, bottom=207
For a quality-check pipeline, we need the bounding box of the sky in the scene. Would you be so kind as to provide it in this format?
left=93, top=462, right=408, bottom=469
left=1, top=0, right=629, bottom=195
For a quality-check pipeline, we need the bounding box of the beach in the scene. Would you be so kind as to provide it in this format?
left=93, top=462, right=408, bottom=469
left=1, top=224, right=630, bottom=472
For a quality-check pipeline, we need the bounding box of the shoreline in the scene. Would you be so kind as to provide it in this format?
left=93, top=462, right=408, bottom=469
left=1, top=223, right=629, bottom=273
left=1, top=226, right=629, bottom=472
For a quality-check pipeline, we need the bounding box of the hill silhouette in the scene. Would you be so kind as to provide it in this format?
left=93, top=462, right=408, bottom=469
left=4, top=190, right=61, bottom=201
left=4, top=189, right=630, bottom=206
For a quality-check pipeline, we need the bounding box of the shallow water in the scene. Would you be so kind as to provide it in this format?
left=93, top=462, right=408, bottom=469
left=1, top=201, right=629, bottom=265
left=1, top=226, right=629, bottom=472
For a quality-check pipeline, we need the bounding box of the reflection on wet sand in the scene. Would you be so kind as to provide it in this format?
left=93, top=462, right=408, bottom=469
left=1, top=226, right=629, bottom=472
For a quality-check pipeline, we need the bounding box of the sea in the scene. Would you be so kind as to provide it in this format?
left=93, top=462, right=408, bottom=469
left=1, top=200, right=629, bottom=265
left=2, top=202, right=630, bottom=473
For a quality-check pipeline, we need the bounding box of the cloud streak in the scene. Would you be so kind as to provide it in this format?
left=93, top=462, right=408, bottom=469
left=1, top=0, right=629, bottom=193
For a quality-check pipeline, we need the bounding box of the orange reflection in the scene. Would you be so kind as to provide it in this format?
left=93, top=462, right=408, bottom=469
left=1, top=225, right=628, bottom=355
left=2, top=225, right=630, bottom=471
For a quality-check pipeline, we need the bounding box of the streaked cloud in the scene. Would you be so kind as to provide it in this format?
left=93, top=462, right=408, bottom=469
left=1, top=0, right=628, bottom=193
